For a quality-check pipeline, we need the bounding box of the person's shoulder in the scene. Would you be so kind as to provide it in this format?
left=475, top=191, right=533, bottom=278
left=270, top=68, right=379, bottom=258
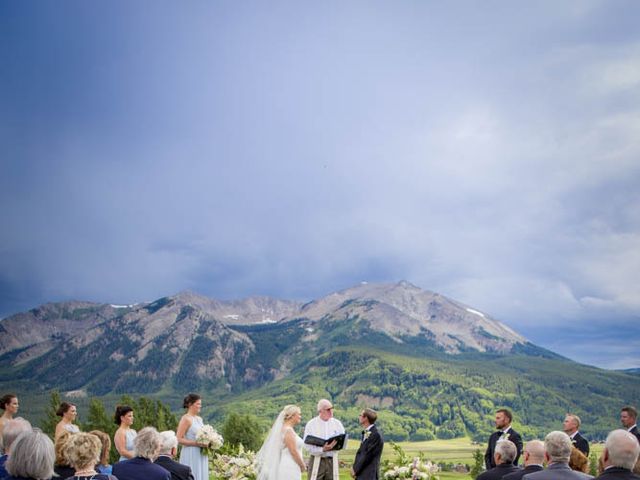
left=522, top=469, right=548, bottom=480
left=596, top=470, right=640, bottom=480
left=305, top=416, right=319, bottom=427
left=503, top=470, right=526, bottom=480
left=331, top=417, right=345, bottom=428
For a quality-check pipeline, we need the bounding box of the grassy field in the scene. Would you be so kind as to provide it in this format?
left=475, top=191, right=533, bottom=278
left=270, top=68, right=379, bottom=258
left=334, top=437, right=477, bottom=479
left=332, top=437, right=604, bottom=480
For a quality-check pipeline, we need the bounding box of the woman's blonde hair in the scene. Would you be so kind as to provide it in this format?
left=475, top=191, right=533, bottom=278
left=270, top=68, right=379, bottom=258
left=89, top=430, right=111, bottom=466
left=55, top=430, right=74, bottom=466
left=569, top=446, right=589, bottom=473
left=65, top=432, right=101, bottom=470
left=282, top=405, right=301, bottom=422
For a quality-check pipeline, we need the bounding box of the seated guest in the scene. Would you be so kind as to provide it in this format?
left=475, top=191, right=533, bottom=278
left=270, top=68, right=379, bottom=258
left=154, top=431, right=194, bottom=480
left=523, top=431, right=593, bottom=480
left=0, top=419, right=32, bottom=480
left=477, top=440, right=521, bottom=480
left=504, top=440, right=545, bottom=480
left=64, top=432, right=116, bottom=480
left=55, top=403, right=80, bottom=441
left=570, top=447, right=590, bottom=473
left=595, top=429, right=640, bottom=480
left=5, top=430, right=55, bottom=480
left=89, top=430, right=113, bottom=474
left=112, top=427, right=170, bottom=480
left=54, top=430, right=76, bottom=478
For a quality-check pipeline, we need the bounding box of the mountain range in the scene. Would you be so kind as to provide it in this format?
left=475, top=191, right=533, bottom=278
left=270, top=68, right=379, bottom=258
left=1, top=281, right=638, bottom=441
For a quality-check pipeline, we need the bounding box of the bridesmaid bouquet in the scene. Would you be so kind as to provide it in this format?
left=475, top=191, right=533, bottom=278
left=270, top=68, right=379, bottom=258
left=196, top=424, right=224, bottom=456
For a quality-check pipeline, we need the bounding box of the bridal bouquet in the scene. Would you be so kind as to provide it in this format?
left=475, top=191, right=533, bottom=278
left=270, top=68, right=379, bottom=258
left=196, top=424, right=224, bottom=456
left=212, top=444, right=257, bottom=480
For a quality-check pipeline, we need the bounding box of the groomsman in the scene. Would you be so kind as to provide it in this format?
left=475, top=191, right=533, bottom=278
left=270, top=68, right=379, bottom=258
left=351, top=408, right=384, bottom=480
left=563, top=414, right=590, bottom=456
left=485, top=409, right=524, bottom=469
left=620, top=407, right=640, bottom=445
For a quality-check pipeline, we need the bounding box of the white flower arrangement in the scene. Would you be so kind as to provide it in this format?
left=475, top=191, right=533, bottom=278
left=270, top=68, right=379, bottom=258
left=196, top=424, right=224, bottom=456
left=212, top=444, right=257, bottom=480
left=382, top=442, right=439, bottom=480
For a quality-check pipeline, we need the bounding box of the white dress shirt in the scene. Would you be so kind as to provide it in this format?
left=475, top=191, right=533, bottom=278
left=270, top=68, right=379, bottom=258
left=303, top=416, right=345, bottom=458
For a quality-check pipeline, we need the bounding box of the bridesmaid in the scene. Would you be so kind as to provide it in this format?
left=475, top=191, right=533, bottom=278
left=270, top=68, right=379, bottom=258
left=0, top=394, right=19, bottom=453
left=177, top=393, right=208, bottom=480
left=114, top=405, right=137, bottom=461
left=54, top=402, right=80, bottom=441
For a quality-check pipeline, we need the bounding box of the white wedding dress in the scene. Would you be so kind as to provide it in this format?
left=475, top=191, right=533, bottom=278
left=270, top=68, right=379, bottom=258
left=278, top=426, right=304, bottom=479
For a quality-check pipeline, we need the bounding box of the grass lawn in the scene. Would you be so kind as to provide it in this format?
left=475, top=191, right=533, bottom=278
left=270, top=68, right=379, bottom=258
left=334, top=437, right=604, bottom=480
left=212, top=437, right=605, bottom=479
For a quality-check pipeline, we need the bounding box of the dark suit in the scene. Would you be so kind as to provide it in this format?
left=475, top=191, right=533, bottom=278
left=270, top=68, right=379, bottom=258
left=572, top=432, right=590, bottom=456
left=154, top=455, right=194, bottom=480
left=503, top=465, right=544, bottom=480
left=629, top=426, right=640, bottom=445
left=476, top=463, right=521, bottom=480
left=0, top=454, right=8, bottom=480
left=523, top=462, right=593, bottom=480
left=485, top=428, right=524, bottom=469
left=595, top=467, right=640, bottom=480
left=353, top=425, right=384, bottom=480
left=113, top=457, right=171, bottom=480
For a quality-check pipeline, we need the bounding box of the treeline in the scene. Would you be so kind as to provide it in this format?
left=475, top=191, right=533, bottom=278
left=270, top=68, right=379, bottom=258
left=205, top=347, right=638, bottom=443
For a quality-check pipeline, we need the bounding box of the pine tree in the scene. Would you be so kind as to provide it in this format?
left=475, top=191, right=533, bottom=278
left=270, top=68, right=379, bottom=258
left=469, top=448, right=484, bottom=479
left=220, top=412, right=263, bottom=452
left=83, top=397, right=114, bottom=434
left=40, top=390, right=61, bottom=438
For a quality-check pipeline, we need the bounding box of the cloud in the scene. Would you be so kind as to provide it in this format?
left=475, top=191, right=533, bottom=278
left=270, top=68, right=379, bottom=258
left=1, top=2, right=639, bottom=369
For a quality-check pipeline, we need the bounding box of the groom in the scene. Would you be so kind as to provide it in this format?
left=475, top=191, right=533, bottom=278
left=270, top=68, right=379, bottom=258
left=351, top=408, right=384, bottom=479
left=304, top=399, right=346, bottom=480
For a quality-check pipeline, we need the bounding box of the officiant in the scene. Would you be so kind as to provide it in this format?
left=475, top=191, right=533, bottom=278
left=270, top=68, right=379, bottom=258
left=303, top=399, right=346, bottom=480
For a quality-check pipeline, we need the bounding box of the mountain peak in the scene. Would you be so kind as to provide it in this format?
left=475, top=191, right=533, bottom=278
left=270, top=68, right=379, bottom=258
left=296, top=281, right=525, bottom=353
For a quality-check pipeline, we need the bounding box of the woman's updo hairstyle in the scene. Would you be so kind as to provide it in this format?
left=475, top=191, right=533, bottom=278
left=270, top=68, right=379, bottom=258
left=114, top=405, right=134, bottom=425
left=182, top=393, right=201, bottom=409
left=0, top=393, right=16, bottom=410
left=56, top=402, right=75, bottom=417
left=282, top=405, right=301, bottom=421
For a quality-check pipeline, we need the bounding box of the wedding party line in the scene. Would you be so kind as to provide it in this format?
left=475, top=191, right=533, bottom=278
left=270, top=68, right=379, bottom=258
left=1, top=392, right=640, bottom=480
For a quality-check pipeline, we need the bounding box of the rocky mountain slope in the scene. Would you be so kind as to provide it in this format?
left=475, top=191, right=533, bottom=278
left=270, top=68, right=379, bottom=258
left=2, top=281, right=639, bottom=441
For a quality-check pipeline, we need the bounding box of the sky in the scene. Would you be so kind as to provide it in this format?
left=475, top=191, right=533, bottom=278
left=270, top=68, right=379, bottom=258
left=1, top=1, right=639, bottom=369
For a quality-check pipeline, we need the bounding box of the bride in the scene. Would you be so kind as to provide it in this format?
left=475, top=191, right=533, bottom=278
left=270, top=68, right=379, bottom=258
left=256, top=405, right=307, bottom=480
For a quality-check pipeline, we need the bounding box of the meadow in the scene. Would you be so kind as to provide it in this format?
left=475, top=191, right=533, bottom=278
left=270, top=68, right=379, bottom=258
left=333, top=437, right=604, bottom=480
